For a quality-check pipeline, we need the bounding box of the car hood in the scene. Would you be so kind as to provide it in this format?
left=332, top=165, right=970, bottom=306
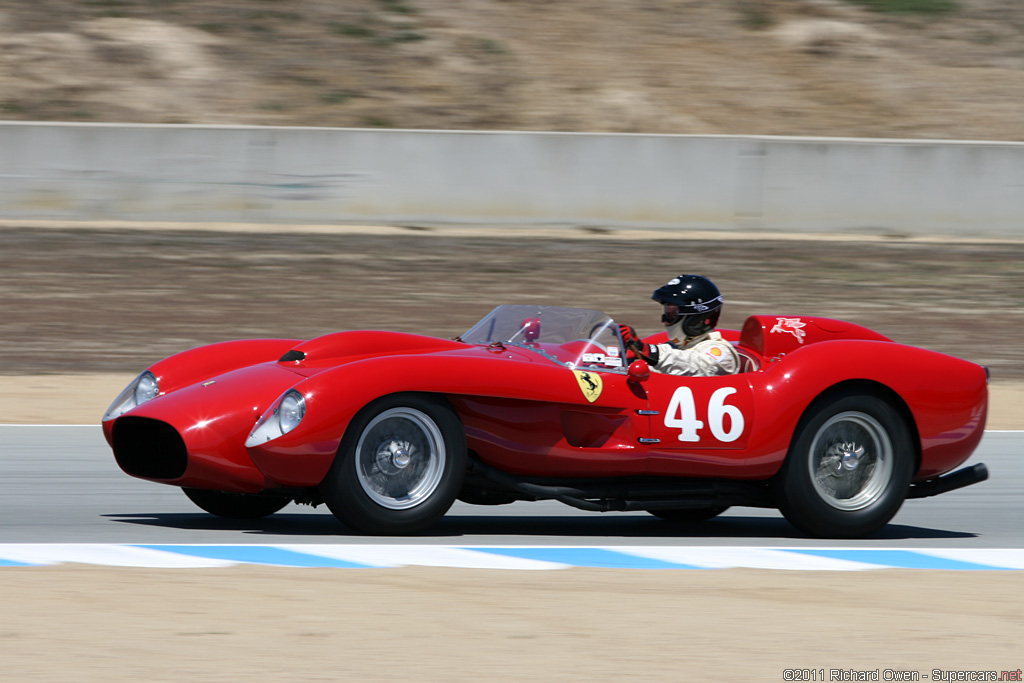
left=277, top=330, right=473, bottom=377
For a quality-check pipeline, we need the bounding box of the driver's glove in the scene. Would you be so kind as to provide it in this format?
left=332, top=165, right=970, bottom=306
left=619, top=324, right=659, bottom=365
left=618, top=324, right=642, bottom=352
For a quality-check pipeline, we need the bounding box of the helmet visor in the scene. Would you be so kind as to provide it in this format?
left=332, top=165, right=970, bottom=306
left=661, top=303, right=682, bottom=325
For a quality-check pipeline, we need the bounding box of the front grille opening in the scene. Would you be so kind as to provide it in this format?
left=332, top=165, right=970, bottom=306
left=112, top=416, right=188, bottom=480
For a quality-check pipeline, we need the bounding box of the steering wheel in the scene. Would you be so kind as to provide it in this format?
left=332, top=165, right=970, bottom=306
left=587, top=322, right=608, bottom=340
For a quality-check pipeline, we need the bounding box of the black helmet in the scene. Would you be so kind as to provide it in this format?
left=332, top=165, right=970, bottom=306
left=651, top=274, right=724, bottom=338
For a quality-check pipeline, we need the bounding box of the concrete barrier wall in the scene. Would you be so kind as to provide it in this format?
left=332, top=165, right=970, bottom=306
left=1, top=122, right=1021, bottom=236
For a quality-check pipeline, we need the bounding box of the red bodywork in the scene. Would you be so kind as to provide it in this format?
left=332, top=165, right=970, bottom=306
left=103, top=314, right=987, bottom=496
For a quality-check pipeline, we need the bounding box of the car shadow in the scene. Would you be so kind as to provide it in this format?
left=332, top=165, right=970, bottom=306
left=103, top=512, right=346, bottom=536
left=433, top=514, right=980, bottom=541
left=103, top=511, right=980, bottom=541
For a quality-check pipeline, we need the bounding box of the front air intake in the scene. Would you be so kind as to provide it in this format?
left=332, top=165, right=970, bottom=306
left=112, top=416, right=188, bottom=480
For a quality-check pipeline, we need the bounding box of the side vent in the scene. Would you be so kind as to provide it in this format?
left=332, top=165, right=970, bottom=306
left=279, top=349, right=306, bottom=363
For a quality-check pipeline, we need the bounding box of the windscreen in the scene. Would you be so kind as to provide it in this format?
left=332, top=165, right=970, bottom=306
left=461, top=305, right=627, bottom=372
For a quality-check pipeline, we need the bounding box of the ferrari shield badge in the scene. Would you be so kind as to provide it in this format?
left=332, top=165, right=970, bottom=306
left=572, top=370, right=603, bottom=403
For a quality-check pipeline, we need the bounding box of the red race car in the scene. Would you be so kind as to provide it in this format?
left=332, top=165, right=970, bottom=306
left=103, top=304, right=989, bottom=538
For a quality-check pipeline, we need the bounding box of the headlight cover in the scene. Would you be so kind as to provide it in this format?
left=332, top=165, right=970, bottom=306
left=246, top=389, right=306, bottom=447
left=103, top=371, right=160, bottom=421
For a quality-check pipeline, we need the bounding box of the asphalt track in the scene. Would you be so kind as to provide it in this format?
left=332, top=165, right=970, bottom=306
left=2, top=425, right=1019, bottom=551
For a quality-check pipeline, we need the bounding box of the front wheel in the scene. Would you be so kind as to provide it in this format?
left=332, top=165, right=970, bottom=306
left=319, top=394, right=467, bottom=535
left=772, top=391, right=914, bottom=538
left=182, top=488, right=290, bottom=519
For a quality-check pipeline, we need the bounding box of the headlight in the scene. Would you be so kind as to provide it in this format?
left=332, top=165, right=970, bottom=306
left=246, top=390, right=306, bottom=447
left=103, top=371, right=160, bottom=421
left=278, top=392, right=305, bottom=434
left=134, top=373, right=159, bottom=405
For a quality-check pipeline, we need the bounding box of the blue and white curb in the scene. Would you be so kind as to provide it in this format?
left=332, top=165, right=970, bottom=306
left=2, top=545, right=1024, bottom=570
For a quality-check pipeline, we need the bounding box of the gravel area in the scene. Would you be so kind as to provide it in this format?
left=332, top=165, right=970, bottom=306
left=2, top=224, right=1022, bottom=378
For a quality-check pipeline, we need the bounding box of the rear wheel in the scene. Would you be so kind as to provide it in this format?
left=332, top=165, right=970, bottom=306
left=182, top=488, right=290, bottom=519
left=649, top=506, right=729, bottom=523
left=772, top=390, right=914, bottom=538
left=320, top=394, right=466, bottom=535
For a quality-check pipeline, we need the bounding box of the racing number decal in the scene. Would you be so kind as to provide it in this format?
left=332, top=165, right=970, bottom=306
left=664, top=387, right=745, bottom=443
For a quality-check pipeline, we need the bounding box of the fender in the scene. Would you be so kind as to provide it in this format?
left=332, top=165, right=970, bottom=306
left=246, top=349, right=620, bottom=486
left=749, top=340, right=986, bottom=479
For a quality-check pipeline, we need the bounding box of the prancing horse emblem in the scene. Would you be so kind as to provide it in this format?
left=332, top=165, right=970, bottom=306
left=572, top=370, right=603, bottom=403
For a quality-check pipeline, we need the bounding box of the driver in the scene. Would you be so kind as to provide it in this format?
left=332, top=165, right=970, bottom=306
left=618, top=274, right=740, bottom=377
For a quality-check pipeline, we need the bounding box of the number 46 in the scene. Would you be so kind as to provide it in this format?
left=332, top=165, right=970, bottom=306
left=664, top=387, right=745, bottom=443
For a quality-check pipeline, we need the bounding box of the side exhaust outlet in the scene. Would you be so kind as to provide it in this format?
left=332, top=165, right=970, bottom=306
left=907, top=463, right=989, bottom=500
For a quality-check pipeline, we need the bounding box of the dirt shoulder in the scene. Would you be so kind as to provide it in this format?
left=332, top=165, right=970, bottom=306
left=3, top=225, right=1024, bottom=379
left=3, top=566, right=1022, bottom=682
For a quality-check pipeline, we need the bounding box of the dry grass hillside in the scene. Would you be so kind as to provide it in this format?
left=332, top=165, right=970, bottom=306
left=0, top=0, right=1021, bottom=139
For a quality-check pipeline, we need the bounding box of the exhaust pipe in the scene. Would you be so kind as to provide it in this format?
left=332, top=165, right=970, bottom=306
left=907, top=463, right=989, bottom=499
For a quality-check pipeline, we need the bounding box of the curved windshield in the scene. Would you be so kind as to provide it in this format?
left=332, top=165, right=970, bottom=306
left=461, top=305, right=627, bottom=373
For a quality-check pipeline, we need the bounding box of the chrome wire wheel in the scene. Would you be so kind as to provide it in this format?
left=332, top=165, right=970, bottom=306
left=773, top=391, right=913, bottom=538
left=808, top=411, right=894, bottom=511
left=355, top=407, right=446, bottom=510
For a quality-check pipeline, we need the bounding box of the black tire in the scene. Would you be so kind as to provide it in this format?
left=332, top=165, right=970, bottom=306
left=772, top=390, right=914, bottom=538
left=182, top=487, right=290, bottom=519
left=648, top=506, right=730, bottom=523
left=319, top=393, right=467, bottom=535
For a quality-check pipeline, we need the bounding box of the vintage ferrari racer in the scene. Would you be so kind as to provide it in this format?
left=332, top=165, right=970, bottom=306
left=103, top=304, right=989, bottom=538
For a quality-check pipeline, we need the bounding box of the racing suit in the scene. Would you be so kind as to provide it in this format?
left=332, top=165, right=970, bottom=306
left=646, top=331, right=740, bottom=377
